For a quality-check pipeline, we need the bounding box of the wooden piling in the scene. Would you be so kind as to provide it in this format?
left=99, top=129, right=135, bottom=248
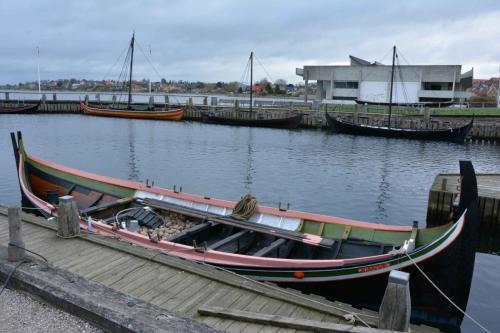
left=8, top=206, right=25, bottom=262
left=57, top=195, right=80, bottom=238
left=378, top=270, right=411, bottom=332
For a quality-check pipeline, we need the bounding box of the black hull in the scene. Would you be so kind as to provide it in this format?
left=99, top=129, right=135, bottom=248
left=355, top=99, right=455, bottom=108
left=201, top=112, right=303, bottom=129
left=0, top=102, right=40, bottom=114
left=325, top=112, right=473, bottom=142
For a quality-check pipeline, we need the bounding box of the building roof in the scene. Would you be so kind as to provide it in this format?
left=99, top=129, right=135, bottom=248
left=349, top=55, right=372, bottom=66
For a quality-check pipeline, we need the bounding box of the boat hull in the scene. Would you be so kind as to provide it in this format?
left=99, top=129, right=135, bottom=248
left=81, top=102, right=184, bottom=121
left=1, top=102, right=40, bottom=114
left=325, top=112, right=473, bottom=142
left=201, top=111, right=303, bottom=129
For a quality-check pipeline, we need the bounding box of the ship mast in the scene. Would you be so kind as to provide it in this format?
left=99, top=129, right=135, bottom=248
left=127, top=32, right=135, bottom=109
left=388, top=45, right=396, bottom=129
left=249, top=51, right=253, bottom=113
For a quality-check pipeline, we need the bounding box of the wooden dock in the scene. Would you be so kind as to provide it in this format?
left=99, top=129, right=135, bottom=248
left=426, top=173, right=500, bottom=254
left=0, top=206, right=440, bottom=333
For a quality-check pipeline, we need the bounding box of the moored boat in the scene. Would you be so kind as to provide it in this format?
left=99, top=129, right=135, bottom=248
left=325, top=111, right=473, bottom=142
left=326, top=46, right=473, bottom=142
left=81, top=102, right=184, bottom=121
left=1, top=101, right=40, bottom=114
left=11, top=131, right=479, bottom=329
left=201, top=110, right=303, bottom=129
left=81, top=32, right=185, bottom=121
left=201, top=52, right=302, bottom=129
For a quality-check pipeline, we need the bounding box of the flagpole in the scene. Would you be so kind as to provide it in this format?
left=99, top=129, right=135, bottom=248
left=36, top=47, right=41, bottom=95
left=149, top=45, right=152, bottom=96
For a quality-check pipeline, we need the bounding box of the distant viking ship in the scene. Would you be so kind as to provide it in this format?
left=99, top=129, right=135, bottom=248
left=326, top=46, right=473, bottom=142
left=201, top=52, right=303, bottom=129
left=81, top=33, right=184, bottom=121
left=0, top=101, right=40, bottom=114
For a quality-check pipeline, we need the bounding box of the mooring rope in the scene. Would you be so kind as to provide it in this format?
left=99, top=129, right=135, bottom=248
left=230, top=194, right=257, bottom=220
left=405, top=252, right=491, bottom=333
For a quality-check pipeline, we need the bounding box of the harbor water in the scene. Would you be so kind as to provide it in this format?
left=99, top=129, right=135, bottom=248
left=0, top=114, right=499, bottom=332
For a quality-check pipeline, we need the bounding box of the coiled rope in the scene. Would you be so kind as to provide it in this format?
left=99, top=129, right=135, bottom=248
left=230, top=194, right=257, bottom=221
left=405, top=253, right=491, bottom=333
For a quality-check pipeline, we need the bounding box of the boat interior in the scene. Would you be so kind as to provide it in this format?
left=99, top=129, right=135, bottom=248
left=30, top=171, right=450, bottom=262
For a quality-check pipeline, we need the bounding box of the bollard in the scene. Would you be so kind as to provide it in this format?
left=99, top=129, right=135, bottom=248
left=57, top=195, right=80, bottom=238
left=8, top=206, right=25, bottom=262
left=379, top=270, right=411, bottom=332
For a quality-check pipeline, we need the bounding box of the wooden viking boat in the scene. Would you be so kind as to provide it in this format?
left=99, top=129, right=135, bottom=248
left=327, top=46, right=473, bottom=142
left=325, top=111, right=473, bottom=142
left=201, top=52, right=302, bottom=129
left=81, top=102, right=184, bottom=121
left=0, top=101, right=40, bottom=114
left=11, top=131, right=479, bottom=328
left=201, top=110, right=303, bottom=129
left=81, top=32, right=184, bottom=121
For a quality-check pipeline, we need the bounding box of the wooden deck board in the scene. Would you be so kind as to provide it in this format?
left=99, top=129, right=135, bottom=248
left=0, top=209, right=437, bottom=333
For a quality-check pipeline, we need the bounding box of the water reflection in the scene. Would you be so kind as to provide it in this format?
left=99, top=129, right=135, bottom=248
left=127, top=121, right=140, bottom=181
left=375, top=143, right=390, bottom=222
left=244, top=128, right=255, bottom=193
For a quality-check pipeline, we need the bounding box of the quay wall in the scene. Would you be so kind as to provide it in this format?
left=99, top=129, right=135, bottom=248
left=2, top=97, right=500, bottom=142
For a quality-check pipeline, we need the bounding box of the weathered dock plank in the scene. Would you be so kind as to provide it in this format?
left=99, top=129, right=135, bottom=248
left=0, top=207, right=439, bottom=332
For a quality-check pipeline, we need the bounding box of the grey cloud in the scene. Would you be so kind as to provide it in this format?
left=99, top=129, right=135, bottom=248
left=1, top=0, right=499, bottom=84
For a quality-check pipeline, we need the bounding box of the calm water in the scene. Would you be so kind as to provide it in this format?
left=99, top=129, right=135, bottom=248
left=1, top=114, right=499, bottom=332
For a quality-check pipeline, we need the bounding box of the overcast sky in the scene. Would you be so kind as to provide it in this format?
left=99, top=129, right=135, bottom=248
left=1, top=0, right=499, bottom=84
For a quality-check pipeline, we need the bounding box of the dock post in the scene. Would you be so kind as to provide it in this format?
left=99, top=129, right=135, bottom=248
left=188, top=97, right=193, bottom=106
left=5, top=92, right=9, bottom=100
left=96, top=93, right=100, bottom=103
left=84, top=95, right=89, bottom=106
left=164, top=95, right=169, bottom=105
left=424, top=107, right=430, bottom=126
left=57, top=195, right=80, bottom=238
left=211, top=96, right=218, bottom=106
left=149, top=96, right=154, bottom=108
left=235, top=99, right=240, bottom=109
left=112, top=95, right=117, bottom=104
left=8, top=206, right=25, bottom=262
left=203, top=96, right=208, bottom=105
left=379, top=270, right=411, bottom=332
left=53, top=93, right=57, bottom=102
